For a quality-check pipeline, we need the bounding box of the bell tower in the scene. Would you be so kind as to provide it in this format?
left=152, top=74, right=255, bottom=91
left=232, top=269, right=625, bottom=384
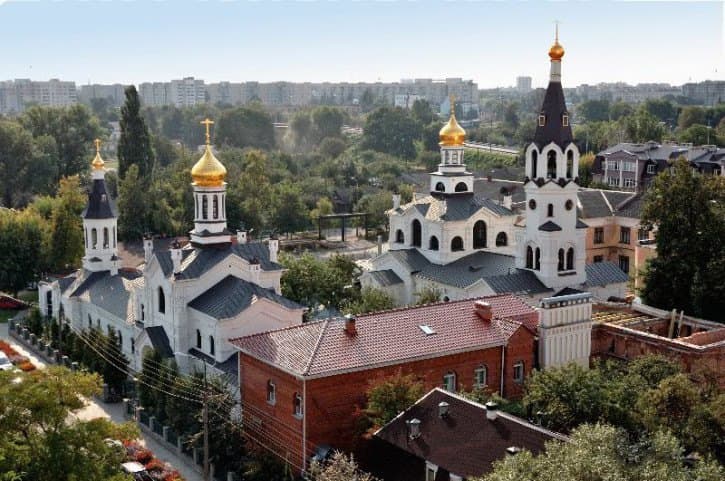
left=515, top=29, right=586, bottom=288
left=82, top=139, right=120, bottom=275
left=189, top=118, right=232, bottom=246
left=429, top=95, right=474, bottom=195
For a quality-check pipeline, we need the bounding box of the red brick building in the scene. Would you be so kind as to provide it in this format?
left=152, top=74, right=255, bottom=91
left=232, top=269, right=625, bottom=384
left=231, top=294, right=538, bottom=472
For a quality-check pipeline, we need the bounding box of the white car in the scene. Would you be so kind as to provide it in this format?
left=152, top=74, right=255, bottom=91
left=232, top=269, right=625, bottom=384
left=0, top=351, right=13, bottom=371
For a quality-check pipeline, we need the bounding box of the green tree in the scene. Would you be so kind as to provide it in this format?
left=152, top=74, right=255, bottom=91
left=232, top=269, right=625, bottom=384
left=678, top=106, right=707, bottom=130
left=365, top=372, right=425, bottom=427
left=117, top=85, right=155, bottom=179
left=280, top=253, right=358, bottom=310
left=318, top=137, right=347, bottom=159
left=0, top=208, right=45, bottom=295
left=477, top=424, right=724, bottom=481
left=270, top=181, right=308, bottom=235
left=342, top=287, right=394, bottom=315
left=0, top=367, right=139, bottom=481
left=640, top=158, right=725, bottom=321
left=216, top=106, right=275, bottom=150
left=609, top=101, right=634, bottom=121
left=362, top=107, right=422, bottom=160
left=679, top=124, right=719, bottom=146
left=312, top=106, right=345, bottom=142
left=414, top=286, right=442, bottom=305
left=20, top=104, right=103, bottom=184
left=577, top=99, right=610, bottom=122
left=308, top=451, right=378, bottom=481
left=290, top=110, right=314, bottom=150
left=117, top=164, right=147, bottom=241
left=48, top=176, right=85, bottom=271
left=623, top=108, right=665, bottom=143
left=643, top=98, right=678, bottom=126
left=0, top=120, right=40, bottom=207
left=354, top=190, right=392, bottom=229
left=411, top=99, right=434, bottom=125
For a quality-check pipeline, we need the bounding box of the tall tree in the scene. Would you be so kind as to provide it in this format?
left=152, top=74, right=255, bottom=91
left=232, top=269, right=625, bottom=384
left=216, top=106, right=275, bottom=150
left=270, top=181, right=308, bottom=235
left=0, top=208, right=45, bottom=295
left=117, top=85, right=155, bottom=179
left=640, top=158, right=725, bottom=321
left=48, top=176, right=85, bottom=271
left=311, top=106, right=345, bottom=142
left=117, top=164, right=148, bottom=240
left=362, top=107, right=422, bottom=160
left=0, top=120, right=36, bottom=207
left=411, top=99, right=434, bottom=125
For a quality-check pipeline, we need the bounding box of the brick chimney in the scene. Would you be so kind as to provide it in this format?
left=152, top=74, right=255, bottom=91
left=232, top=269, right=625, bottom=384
left=485, top=401, right=499, bottom=421
left=474, top=300, right=492, bottom=322
left=344, top=314, right=357, bottom=336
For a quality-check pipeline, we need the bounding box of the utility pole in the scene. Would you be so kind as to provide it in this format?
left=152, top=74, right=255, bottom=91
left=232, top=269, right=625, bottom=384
left=202, top=359, right=210, bottom=481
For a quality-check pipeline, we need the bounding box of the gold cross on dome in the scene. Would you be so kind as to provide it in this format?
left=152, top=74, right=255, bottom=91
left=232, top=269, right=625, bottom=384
left=554, top=20, right=561, bottom=43
left=94, top=138, right=102, bottom=153
left=449, top=94, right=456, bottom=116
left=200, top=118, right=215, bottom=145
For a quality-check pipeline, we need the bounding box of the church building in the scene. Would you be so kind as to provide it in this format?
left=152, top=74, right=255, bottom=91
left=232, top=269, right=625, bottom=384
left=361, top=34, right=628, bottom=306
left=39, top=120, right=305, bottom=379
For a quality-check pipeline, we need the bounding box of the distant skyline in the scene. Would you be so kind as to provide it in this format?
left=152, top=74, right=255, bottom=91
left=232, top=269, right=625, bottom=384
left=1, top=0, right=723, bottom=88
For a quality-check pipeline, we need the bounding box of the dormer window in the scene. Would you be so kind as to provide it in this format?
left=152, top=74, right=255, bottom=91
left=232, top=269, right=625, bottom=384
left=562, top=114, right=569, bottom=127
left=538, top=115, right=546, bottom=127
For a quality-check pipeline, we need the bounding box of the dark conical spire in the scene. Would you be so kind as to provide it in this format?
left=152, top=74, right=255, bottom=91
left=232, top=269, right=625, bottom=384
left=533, top=30, right=573, bottom=150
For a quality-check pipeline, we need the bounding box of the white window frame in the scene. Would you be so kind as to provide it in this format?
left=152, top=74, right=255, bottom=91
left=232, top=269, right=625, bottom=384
left=623, top=178, right=636, bottom=188
left=607, top=160, right=619, bottom=171
left=442, top=372, right=456, bottom=392
left=607, top=176, right=620, bottom=187
left=562, top=114, right=569, bottom=127
left=647, top=164, right=656, bottom=174
left=474, top=365, right=487, bottom=389
left=513, top=361, right=524, bottom=384
left=267, top=380, right=276, bottom=405
left=538, top=114, right=545, bottom=126
left=425, top=462, right=438, bottom=481
left=294, top=393, right=303, bottom=418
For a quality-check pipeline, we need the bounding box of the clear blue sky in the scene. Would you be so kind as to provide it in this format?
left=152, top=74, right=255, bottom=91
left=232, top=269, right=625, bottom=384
left=1, top=0, right=722, bottom=88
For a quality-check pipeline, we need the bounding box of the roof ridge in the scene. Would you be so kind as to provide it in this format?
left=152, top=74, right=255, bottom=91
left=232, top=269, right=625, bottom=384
left=599, top=190, right=614, bottom=216
left=303, top=319, right=329, bottom=375
left=229, top=318, right=327, bottom=343
left=356, top=293, right=517, bottom=319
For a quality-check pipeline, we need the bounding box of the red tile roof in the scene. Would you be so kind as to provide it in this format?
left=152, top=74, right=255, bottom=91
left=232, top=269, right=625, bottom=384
left=374, top=388, right=567, bottom=478
left=230, top=294, right=538, bottom=378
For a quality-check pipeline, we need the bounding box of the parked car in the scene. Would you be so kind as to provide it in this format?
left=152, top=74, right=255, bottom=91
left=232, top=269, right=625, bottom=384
left=121, top=461, right=153, bottom=481
left=0, top=352, right=14, bottom=371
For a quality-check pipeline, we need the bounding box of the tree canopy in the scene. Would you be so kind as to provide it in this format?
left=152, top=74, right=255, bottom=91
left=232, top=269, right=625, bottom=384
left=118, top=85, right=155, bottom=179
left=362, top=107, right=422, bottom=160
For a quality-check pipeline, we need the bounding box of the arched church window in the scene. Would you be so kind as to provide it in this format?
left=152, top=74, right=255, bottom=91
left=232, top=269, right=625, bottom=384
left=196, top=329, right=202, bottom=349
left=547, top=204, right=554, bottom=217
left=473, top=221, right=487, bottom=249
left=202, top=195, right=208, bottom=220
left=84, top=228, right=88, bottom=248
left=547, top=151, right=557, bottom=179
left=495, top=232, right=508, bottom=247
left=209, top=336, right=215, bottom=356
left=429, top=236, right=439, bottom=251
left=213, top=196, right=219, bottom=219
left=531, top=150, right=538, bottom=179
left=395, top=229, right=405, bottom=244
left=195, top=196, right=199, bottom=218
left=566, top=247, right=574, bottom=271
left=528, top=199, right=537, bottom=210
left=113, top=227, right=116, bottom=248
left=558, top=248, right=565, bottom=271
left=435, top=182, right=445, bottom=192
left=526, top=246, right=534, bottom=269
left=451, top=236, right=464, bottom=252
left=103, top=227, right=109, bottom=248
left=565, top=199, right=574, bottom=210
left=91, top=228, right=98, bottom=249
left=158, top=287, right=165, bottom=314
left=411, top=220, right=422, bottom=247
left=535, top=247, right=541, bottom=270
left=567, top=150, right=574, bottom=178
left=454, top=182, right=468, bottom=192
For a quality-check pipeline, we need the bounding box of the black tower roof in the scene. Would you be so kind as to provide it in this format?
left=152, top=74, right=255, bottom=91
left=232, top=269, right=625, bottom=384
left=533, top=78, right=573, bottom=150
left=82, top=178, right=117, bottom=219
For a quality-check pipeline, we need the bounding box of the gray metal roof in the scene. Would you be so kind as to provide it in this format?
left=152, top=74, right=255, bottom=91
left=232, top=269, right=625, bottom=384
left=577, top=190, right=642, bottom=219
left=156, top=242, right=282, bottom=279
left=484, top=270, right=551, bottom=295
left=416, top=251, right=516, bottom=289
left=70, top=270, right=142, bottom=323
left=585, top=262, right=629, bottom=287
left=188, top=348, right=239, bottom=385
left=539, top=221, right=562, bottom=232
left=82, top=178, right=117, bottom=219
left=188, top=275, right=302, bottom=319
left=145, top=326, right=173, bottom=358
left=386, top=249, right=431, bottom=273
left=366, top=269, right=404, bottom=287
left=58, top=274, right=77, bottom=293
left=401, top=194, right=513, bottom=222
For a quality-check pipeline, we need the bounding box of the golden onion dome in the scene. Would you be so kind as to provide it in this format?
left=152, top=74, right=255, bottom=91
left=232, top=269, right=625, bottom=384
left=91, top=139, right=105, bottom=170
left=191, top=144, right=227, bottom=187
left=549, top=25, right=564, bottom=61
left=439, top=112, right=466, bottom=146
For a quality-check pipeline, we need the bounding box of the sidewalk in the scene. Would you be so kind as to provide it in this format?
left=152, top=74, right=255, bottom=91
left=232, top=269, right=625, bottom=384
left=1, top=322, right=203, bottom=481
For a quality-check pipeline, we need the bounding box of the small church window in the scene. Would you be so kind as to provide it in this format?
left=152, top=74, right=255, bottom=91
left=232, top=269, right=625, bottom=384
left=565, top=199, right=574, bottom=211
left=566, top=248, right=575, bottom=271
left=209, top=336, right=215, bottom=356
left=267, top=380, right=276, bottom=405
left=213, top=196, right=219, bottom=219
left=547, top=204, right=554, bottom=217
left=196, top=329, right=202, bottom=349
left=435, top=182, right=445, bottom=192
left=412, top=220, right=422, bottom=247
left=526, top=246, right=534, bottom=269
left=538, top=115, right=545, bottom=127
left=158, top=287, right=165, bottom=314
left=113, top=227, right=116, bottom=248
left=103, top=227, right=109, bottom=248
left=294, top=393, right=303, bottom=418
left=395, top=230, right=405, bottom=244
left=202, top=195, right=208, bottom=220
left=566, top=150, right=574, bottom=178
left=141, top=304, right=145, bottom=321
left=558, top=248, right=565, bottom=271
left=528, top=199, right=536, bottom=210
left=91, top=228, right=98, bottom=249
left=547, top=151, right=557, bottom=179
left=531, top=150, right=538, bottom=179
left=454, top=182, right=468, bottom=192
left=429, top=236, right=439, bottom=251
left=535, top=248, right=541, bottom=270
left=451, top=236, right=464, bottom=252
left=495, top=232, right=508, bottom=247
left=473, top=221, right=487, bottom=249
left=562, top=114, right=569, bottom=127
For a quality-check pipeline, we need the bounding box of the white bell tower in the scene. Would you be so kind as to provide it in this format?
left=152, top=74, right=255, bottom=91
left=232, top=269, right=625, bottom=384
left=429, top=95, right=474, bottom=195
left=515, top=30, right=586, bottom=288
left=82, top=139, right=120, bottom=275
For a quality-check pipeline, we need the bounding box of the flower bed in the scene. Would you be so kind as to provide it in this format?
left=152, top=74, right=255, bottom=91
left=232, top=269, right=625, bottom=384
left=0, top=339, right=36, bottom=371
left=123, top=440, right=184, bottom=481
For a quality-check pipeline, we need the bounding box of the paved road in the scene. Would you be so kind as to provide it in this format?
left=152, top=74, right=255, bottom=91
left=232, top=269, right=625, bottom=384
left=0, top=321, right=203, bottom=481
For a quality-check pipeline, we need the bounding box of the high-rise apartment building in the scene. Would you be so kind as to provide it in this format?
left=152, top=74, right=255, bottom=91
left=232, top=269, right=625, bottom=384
left=0, top=79, right=77, bottom=113
left=516, top=76, right=532, bottom=92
